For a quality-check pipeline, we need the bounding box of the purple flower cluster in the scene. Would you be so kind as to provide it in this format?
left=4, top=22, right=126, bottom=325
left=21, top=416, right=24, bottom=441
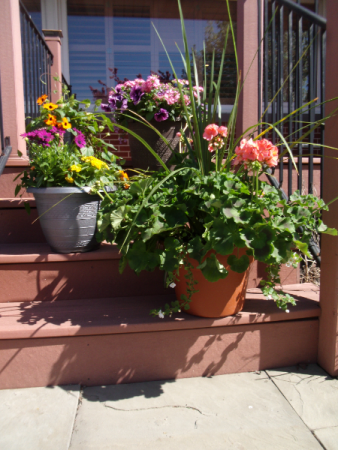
left=73, top=128, right=86, bottom=149
left=101, top=86, right=128, bottom=112
left=21, top=129, right=54, bottom=147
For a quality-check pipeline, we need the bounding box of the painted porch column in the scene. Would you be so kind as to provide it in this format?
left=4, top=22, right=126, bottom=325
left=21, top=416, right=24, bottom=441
left=43, top=32, right=63, bottom=104
left=236, top=0, right=262, bottom=137
left=0, top=0, right=27, bottom=164
left=318, top=0, right=338, bottom=377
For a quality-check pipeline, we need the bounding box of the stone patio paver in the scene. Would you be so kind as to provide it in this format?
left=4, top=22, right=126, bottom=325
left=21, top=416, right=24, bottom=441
left=315, top=426, right=338, bottom=450
left=69, top=372, right=322, bottom=450
left=0, top=384, right=80, bottom=450
left=267, top=364, right=338, bottom=430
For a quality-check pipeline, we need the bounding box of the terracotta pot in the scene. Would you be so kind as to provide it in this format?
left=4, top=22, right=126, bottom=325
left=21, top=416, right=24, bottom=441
left=127, top=119, right=182, bottom=171
left=175, top=249, right=253, bottom=318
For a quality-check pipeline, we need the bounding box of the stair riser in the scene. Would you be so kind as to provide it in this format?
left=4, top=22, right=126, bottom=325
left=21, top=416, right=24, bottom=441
left=0, top=208, right=45, bottom=244
left=0, top=260, right=170, bottom=302
left=0, top=320, right=318, bottom=389
left=0, top=259, right=299, bottom=303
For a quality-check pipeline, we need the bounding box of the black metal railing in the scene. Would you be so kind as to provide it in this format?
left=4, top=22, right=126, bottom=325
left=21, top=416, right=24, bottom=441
left=0, top=70, right=12, bottom=177
left=259, top=0, right=326, bottom=199
left=20, top=1, right=53, bottom=122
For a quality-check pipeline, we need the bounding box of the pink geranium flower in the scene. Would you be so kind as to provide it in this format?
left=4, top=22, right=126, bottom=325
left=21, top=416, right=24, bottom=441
left=203, top=124, right=219, bottom=141
left=218, top=126, right=228, bottom=137
left=233, top=138, right=278, bottom=168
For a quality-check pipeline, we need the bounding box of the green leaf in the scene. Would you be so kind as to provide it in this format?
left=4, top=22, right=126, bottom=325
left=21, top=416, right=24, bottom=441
left=95, top=99, right=102, bottom=107
left=222, top=207, right=240, bottom=220
left=146, top=112, right=154, bottom=121
left=197, top=253, right=228, bottom=282
left=213, top=235, right=234, bottom=256
left=127, top=241, right=160, bottom=273
left=294, top=240, right=312, bottom=258
left=186, top=236, right=204, bottom=262
left=160, top=251, right=179, bottom=272
left=161, top=205, right=187, bottom=227
left=227, top=254, right=250, bottom=273
left=81, top=99, right=91, bottom=108
left=110, top=206, right=126, bottom=230
left=322, top=227, right=338, bottom=236
left=119, top=255, right=128, bottom=274
left=17, top=150, right=23, bottom=157
left=14, top=185, right=21, bottom=197
left=24, top=201, right=31, bottom=215
left=97, top=213, right=111, bottom=232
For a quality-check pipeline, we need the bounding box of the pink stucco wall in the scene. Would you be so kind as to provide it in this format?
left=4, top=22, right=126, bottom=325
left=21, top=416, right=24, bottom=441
left=318, top=0, right=338, bottom=377
left=0, top=0, right=27, bottom=163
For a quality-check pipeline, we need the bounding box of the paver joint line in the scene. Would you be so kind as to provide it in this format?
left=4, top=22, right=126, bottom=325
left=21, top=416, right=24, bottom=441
left=265, top=370, right=327, bottom=450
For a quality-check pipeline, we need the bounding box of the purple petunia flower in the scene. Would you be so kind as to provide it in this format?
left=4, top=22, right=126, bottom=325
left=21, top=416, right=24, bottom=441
left=101, top=103, right=112, bottom=112
left=73, top=127, right=86, bottom=149
left=130, top=85, right=144, bottom=105
left=154, top=108, right=169, bottom=122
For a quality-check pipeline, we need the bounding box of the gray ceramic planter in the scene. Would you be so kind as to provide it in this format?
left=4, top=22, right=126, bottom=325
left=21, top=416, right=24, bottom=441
left=27, top=187, right=101, bottom=253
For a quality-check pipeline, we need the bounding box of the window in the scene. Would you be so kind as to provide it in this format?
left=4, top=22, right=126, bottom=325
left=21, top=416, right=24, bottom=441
left=67, top=0, right=237, bottom=104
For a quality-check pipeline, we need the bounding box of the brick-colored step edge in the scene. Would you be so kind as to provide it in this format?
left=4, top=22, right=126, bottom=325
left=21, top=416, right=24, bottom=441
left=0, top=242, right=120, bottom=264
left=0, top=284, right=319, bottom=340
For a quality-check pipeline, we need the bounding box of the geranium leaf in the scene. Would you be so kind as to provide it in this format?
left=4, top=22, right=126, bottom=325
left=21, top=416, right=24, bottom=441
left=227, top=254, right=250, bottom=273
left=197, top=253, right=228, bottom=282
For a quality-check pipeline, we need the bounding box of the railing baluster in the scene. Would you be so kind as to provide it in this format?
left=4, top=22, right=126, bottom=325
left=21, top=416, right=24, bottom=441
left=297, top=13, right=303, bottom=194
left=288, top=7, right=293, bottom=198
left=308, top=23, right=315, bottom=195
left=19, top=1, right=53, bottom=122
left=278, top=5, right=284, bottom=189
left=272, top=1, right=276, bottom=143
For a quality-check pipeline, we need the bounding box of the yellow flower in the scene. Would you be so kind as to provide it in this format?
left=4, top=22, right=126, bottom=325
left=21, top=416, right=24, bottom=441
left=81, top=156, right=93, bottom=163
left=65, top=175, right=74, bottom=183
left=62, top=117, right=72, bottom=129
left=43, top=102, right=58, bottom=111
left=70, top=165, right=82, bottom=172
left=119, top=170, right=129, bottom=181
left=37, top=94, right=48, bottom=105
left=44, top=114, right=57, bottom=126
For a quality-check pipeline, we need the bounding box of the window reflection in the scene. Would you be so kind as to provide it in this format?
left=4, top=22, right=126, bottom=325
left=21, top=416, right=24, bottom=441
left=67, top=0, right=237, bottom=104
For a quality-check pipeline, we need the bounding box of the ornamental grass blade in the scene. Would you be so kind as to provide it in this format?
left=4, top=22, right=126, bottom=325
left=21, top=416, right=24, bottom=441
left=261, top=121, right=298, bottom=173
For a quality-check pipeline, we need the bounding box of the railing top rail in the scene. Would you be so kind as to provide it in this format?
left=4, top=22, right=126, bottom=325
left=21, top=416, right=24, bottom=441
left=19, top=1, right=53, bottom=61
left=274, top=0, right=327, bottom=28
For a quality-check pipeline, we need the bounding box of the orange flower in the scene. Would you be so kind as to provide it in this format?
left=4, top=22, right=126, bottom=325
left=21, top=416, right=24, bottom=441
left=44, top=114, right=57, bottom=126
left=37, top=94, right=48, bottom=105
left=56, top=122, right=64, bottom=129
left=124, top=183, right=130, bottom=190
left=119, top=170, right=129, bottom=181
left=43, top=102, right=58, bottom=111
left=62, top=117, right=72, bottom=129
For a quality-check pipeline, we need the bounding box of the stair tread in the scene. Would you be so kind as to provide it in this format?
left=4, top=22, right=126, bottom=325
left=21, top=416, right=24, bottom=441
left=0, top=284, right=319, bottom=340
left=0, top=242, right=120, bottom=264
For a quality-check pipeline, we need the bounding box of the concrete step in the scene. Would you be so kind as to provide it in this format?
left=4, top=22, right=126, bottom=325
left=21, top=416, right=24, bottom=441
left=0, top=284, right=320, bottom=389
left=0, top=243, right=299, bottom=303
